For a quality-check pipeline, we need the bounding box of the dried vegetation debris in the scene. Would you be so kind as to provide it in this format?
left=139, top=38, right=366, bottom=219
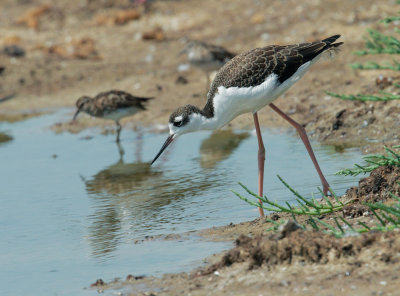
left=142, top=26, right=166, bottom=41
left=94, top=9, right=141, bottom=26
left=36, top=37, right=101, bottom=60
left=2, top=35, right=23, bottom=46
left=15, top=4, right=51, bottom=30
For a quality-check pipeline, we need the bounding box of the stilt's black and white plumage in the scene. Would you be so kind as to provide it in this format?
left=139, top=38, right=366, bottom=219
left=73, top=90, right=152, bottom=142
left=153, top=35, right=343, bottom=217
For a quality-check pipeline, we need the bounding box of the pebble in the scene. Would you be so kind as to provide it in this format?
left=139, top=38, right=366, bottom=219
left=279, top=280, right=289, bottom=287
left=260, top=33, right=270, bottom=41
left=177, top=64, right=190, bottom=72
left=3, top=45, right=25, bottom=57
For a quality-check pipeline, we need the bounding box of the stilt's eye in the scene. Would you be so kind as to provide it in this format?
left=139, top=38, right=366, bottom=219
left=173, top=116, right=184, bottom=127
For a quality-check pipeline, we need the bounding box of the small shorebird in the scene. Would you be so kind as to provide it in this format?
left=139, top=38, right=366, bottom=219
left=152, top=35, right=343, bottom=217
left=73, top=90, right=152, bottom=142
left=180, top=40, right=235, bottom=90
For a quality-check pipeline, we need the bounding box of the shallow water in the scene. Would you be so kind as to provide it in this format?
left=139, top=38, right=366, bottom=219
left=0, top=111, right=363, bottom=295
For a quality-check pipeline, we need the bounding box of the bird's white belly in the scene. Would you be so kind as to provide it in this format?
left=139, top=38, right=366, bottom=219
left=102, top=107, right=139, bottom=121
left=209, top=60, right=315, bottom=129
left=211, top=74, right=279, bottom=128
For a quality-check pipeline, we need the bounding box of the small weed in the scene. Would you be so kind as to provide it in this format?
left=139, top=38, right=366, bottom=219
left=232, top=175, right=347, bottom=216
left=381, top=15, right=400, bottom=24
left=354, top=29, right=400, bottom=55
left=336, top=146, right=400, bottom=176
left=327, top=12, right=400, bottom=102
left=350, top=59, right=400, bottom=71
left=325, top=91, right=400, bottom=102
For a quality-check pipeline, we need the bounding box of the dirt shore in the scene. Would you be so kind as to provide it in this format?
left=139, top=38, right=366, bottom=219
left=1, top=0, right=400, bottom=295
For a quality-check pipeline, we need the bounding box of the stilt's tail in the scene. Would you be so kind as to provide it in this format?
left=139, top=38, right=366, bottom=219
left=321, top=35, right=343, bottom=58
left=322, top=35, right=343, bottom=48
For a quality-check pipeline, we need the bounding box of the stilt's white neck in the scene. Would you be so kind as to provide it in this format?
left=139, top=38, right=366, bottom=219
left=189, top=113, right=222, bottom=131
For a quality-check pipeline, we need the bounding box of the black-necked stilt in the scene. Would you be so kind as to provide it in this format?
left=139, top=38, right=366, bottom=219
left=180, top=40, right=235, bottom=90
left=73, top=90, right=152, bottom=143
left=153, top=35, right=343, bottom=217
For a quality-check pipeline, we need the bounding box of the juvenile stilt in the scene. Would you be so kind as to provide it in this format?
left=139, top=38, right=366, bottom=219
left=253, top=112, right=265, bottom=218
left=269, top=103, right=330, bottom=195
left=72, top=90, right=152, bottom=143
left=179, top=40, right=235, bottom=93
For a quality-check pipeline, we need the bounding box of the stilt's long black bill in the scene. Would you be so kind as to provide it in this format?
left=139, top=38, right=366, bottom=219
left=151, top=134, right=174, bottom=165
left=72, top=109, right=81, bottom=121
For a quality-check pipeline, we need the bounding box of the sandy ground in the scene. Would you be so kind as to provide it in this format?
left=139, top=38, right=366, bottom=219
left=1, top=0, right=400, bottom=295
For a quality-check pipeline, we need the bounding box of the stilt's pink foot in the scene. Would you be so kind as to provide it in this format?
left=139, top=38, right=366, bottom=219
left=323, top=182, right=334, bottom=197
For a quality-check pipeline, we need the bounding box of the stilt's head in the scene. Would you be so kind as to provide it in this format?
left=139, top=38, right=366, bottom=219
left=73, top=96, right=91, bottom=121
left=151, top=104, right=204, bottom=165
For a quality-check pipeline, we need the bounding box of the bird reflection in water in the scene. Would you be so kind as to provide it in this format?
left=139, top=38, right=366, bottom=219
left=83, top=133, right=233, bottom=259
left=0, top=132, right=13, bottom=145
left=199, top=129, right=250, bottom=169
left=82, top=136, right=162, bottom=258
left=84, top=142, right=159, bottom=196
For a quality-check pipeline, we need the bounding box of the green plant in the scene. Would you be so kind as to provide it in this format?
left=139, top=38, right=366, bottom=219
left=233, top=174, right=400, bottom=238
left=327, top=12, right=400, bottom=102
left=336, top=146, right=400, bottom=176
left=307, top=195, right=400, bottom=238
left=354, top=29, right=400, bottom=55
left=325, top=91, right=400, bottom=102
left=232, top=175, right=347, bottom=216
left=350, top=59, right=400, bottom=70
left=381, top=15, right=400, bottom=24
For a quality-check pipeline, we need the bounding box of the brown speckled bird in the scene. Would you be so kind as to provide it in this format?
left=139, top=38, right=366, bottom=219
left=73, top=90, right=152, bottom=142
left=153, top=35, right=343, bottom=217
left=180, top=40, right=235, bottom=90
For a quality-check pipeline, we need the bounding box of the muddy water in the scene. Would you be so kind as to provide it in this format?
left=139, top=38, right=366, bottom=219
left=0, top=111, right=362, bottom=295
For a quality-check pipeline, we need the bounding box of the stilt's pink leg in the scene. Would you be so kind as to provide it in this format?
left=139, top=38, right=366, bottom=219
left=253, top=112, right=265, bottom=218
left=269, top=103, right=330, bottom=195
